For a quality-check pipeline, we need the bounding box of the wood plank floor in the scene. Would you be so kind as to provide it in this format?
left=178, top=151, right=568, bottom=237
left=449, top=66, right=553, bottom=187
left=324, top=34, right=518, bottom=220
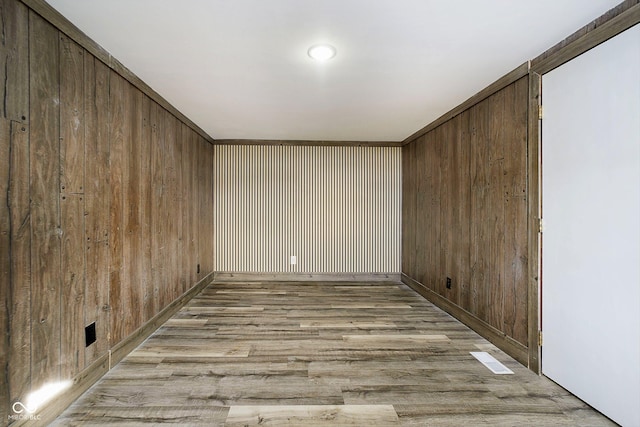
left=53, top=281, right=614, bottom=426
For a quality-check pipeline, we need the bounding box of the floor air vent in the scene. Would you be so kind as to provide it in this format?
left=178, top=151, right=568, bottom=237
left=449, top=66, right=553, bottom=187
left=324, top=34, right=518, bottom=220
left=470, top=351, right=514, bottom=374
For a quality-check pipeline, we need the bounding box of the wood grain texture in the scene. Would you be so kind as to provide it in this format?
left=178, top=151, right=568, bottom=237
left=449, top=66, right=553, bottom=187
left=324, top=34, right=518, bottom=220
left=163, top=114, right=177, bottom=299
left=59, top=34, right=86, bottom=378
left=4, top=0, right=216, bottom=423
left=59, top=35, right=85, bottom=195
left=60, top=192, right=86, bottom=376
left=1, top=0, right=29, bottom=122
left=139, top=94, right=153, bottom=323
left=402, top=274, right=528, bottom=366
left=402, top=77, right=530, bottom=365
left=29, top=10, right=61, bottom=391
left=53, top=281, right=614, bottom=426
left=108, top=71, right=125, bottom=346
left=188, top=127, right=199, bottom=289
left=122, top=83, right=143, bottom=337
left=226, top=405, right=399, bottom=426
left=0, top=118, right=11, bottom=423
left=83, top=55, right=110, bottom=366
left=149, top=101, right=164, bottom=317
left=527, top=72, right=542, bottom=373
left=19, top=0, right=215, bottom=144
left=6, top=120, right=30, bottom=420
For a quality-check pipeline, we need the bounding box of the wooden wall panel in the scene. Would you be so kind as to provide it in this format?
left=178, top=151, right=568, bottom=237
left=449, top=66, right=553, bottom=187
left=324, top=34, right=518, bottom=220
left=140, top=95, right=152, bottom=322
left=83, top=56, right=110, bottom=366
left=401, top=142, right=416, bottom=276
left=149, top=102, right=164, bottom=315
left=503, top=76, right=529, bottom=344
left=188, top=128, right=198, bottom=285
left=6, top=121, right=30, bottom=414
left=0, top=118, right=11, bottom=422
left=122, top=84, right=143, bottom=337
left=0, top=0, right=29, bottom=122
left=402, top=77, right=530, bottom=350
left=108, top=71, right=125, bottom=346
left=59, top=34, right=86, bottom=378
left=179, top=123, right=191, bottom=294
left=166, top=112, right=176, bottom=302
left=457, top=111, right=472, bottom=310
left=162, top=112, right=177, bottom=302
left=2, top=0, right=216, bottom=420
left=1, top=3, right=30, bottom=418
left=29, top=10, right=61, bottom=391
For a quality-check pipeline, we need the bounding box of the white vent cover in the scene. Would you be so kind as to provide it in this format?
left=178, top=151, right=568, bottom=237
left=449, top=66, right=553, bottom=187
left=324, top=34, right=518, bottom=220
left=470, top=352, right=514, bottom=375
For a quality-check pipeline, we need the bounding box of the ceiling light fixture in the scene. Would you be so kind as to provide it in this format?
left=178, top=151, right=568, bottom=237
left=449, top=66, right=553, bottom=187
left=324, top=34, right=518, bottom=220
left=307, top=44, right=336, bottom=61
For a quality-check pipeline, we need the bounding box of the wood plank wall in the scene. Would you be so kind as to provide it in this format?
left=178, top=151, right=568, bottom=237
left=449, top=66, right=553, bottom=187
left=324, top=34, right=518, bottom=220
left=402, top=77, right=529, bottom=353
left=213, top=145, right=402, bottom=274
left=0, top=0, right=214, bottom=421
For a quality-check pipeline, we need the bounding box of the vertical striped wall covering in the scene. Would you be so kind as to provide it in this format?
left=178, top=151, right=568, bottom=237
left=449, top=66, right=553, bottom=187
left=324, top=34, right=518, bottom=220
left=213, top=145, right=401, bottom=273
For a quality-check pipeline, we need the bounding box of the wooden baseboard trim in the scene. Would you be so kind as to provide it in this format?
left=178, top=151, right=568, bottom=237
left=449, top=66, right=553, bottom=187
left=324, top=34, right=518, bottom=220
left=401, top=273, right=529, bottom=367
left=213, top=272, right=402, bottom=283
left=20, top=272, right=214, bottom=427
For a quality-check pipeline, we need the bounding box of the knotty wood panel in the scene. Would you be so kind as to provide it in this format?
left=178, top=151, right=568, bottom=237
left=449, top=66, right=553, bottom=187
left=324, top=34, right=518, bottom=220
left=60, top=193, right=86, bottom=376
left=0, top=2, right=28, bottom=410
left=140, top=94, right=153, bottom=322
left=0, top=119, right=11, bottom=422
left=83, top=56, right=110, bottom=366
left=2, top=0, right=30, bottom=406
left=108, top=71, right=126, bottom=346
left=162, top=112, right=178, bottom=303
left=0, top=0, right=28, bottom=122
left=59, top=35, right=84, bottom=195
left=402, top=77, right=529, bottom=352
left=3, top=0, right=215, bottom=421
left=122, top=83, right=143, bottom=337
left=188, top=127, right=198, bottom=286
left=29, top=10, right=61, bottom=392
left=59, top=34, right=86, bottom=378
left=401, top=142, right=416, bottom=276
left=150, top=101, right=164, bottom=316
left=175, top=122, right=186, bottom=294
left=202, top=136, right=214, bottom=275
left=502, top=79, right=528, bottom=344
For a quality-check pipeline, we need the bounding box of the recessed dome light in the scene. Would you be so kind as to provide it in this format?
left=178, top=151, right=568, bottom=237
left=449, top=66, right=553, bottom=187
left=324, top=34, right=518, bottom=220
left=308, top=44, right=336, bottom=61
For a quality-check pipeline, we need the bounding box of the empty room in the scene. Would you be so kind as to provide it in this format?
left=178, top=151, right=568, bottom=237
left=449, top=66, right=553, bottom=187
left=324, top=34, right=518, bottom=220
left=1, top=0, right=639, bottom=425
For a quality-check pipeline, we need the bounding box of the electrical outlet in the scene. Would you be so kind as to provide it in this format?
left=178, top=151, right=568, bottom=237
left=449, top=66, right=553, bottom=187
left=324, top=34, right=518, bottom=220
left=446, top=277, right=452, bottom=289
left=290, top=255, right=297, bottom=265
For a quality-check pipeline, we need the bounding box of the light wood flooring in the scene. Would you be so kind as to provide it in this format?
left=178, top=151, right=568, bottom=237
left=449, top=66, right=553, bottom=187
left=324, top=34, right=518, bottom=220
left=53, top=281, right=614, bottom=426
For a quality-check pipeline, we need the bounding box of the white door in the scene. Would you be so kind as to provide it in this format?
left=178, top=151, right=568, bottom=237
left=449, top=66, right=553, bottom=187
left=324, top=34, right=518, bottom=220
left=541, top=24, right=640, bottom=427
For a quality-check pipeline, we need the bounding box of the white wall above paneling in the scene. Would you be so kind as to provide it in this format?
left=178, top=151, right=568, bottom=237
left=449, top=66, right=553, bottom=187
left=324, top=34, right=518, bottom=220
left=213, top=145, right=401, bottom=273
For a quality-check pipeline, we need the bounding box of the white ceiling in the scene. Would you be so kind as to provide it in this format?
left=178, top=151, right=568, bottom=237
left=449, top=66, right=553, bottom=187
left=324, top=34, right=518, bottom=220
left=46, top=0, right=621, bottom=141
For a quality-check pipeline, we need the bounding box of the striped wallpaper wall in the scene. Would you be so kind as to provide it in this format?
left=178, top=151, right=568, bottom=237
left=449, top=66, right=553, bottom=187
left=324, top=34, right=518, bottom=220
left=213, top=145, right=401, bottom=273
